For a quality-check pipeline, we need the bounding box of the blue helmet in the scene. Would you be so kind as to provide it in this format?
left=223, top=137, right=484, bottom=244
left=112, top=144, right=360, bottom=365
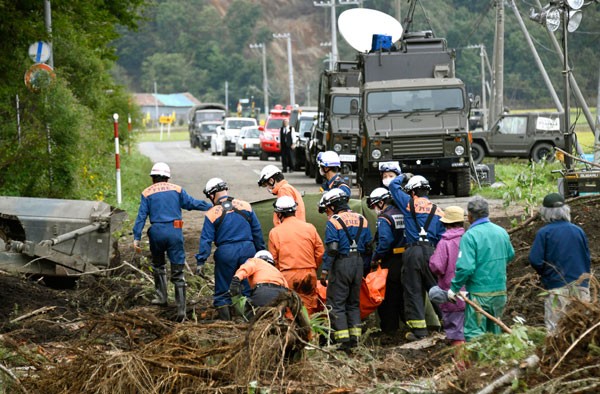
left=378, top=161, right=401, bottom=175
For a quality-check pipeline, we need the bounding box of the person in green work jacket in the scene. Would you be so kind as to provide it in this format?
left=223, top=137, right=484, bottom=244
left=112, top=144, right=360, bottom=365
left=448, top=196, right=515, bottom=341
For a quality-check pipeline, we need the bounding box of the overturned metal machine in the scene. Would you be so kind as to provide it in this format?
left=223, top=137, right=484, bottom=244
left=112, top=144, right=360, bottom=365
left=0, top=197, right=127, bottom=285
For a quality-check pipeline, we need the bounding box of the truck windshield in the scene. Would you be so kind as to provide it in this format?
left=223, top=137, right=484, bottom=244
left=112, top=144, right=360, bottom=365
left=228, top=120, right=256, bottom=129
left=332, top=96, right=361, bottom=115
left=196, top=110, right=224, bottom=122
left=366, top=88, right=464, bottom=114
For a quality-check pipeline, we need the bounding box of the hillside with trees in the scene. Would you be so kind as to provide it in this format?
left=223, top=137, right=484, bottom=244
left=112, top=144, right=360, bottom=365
left=112, top=0, right=600, bottom=111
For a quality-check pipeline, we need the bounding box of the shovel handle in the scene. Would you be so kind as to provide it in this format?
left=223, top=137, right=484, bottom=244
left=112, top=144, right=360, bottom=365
left=460, top=294, right=512, bottom=335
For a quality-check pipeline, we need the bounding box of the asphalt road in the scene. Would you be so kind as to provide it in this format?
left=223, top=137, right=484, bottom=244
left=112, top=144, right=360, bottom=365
left=138, top=140, right=517, bottom=217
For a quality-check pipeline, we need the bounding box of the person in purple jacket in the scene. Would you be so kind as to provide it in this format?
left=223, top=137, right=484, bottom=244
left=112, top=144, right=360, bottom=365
left=428, top=206, right=466, bottom=345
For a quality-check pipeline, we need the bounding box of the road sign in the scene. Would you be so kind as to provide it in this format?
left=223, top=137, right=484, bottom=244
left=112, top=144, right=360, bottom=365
left=24, top=63, right=56, bottom=92
left=28, top=41, right=51, bottom=63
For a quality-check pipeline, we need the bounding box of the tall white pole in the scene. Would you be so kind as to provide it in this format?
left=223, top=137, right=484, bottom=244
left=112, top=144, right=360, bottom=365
left=153, top=81, right=159, bottom=128
left=113, top=113, right=122, bottom=206
left=274, top=33, right=295, bottom=106
left=44, top=0, right=53, bottom=68
left=330, top=0, right=338, bottom=66
left=262, top=44, right=269, bottom=113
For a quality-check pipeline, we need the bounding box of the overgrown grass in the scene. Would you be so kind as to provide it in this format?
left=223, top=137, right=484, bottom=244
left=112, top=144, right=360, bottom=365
left=136, top=129, right=188, bottom=142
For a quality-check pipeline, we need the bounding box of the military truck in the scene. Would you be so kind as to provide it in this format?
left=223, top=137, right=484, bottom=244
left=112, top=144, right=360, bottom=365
left=187, top=103, right=226, bottom=149
left=356, top=31, right=471, bottom=197
left=307, top=61, right=361, bottom=183
left=470, top=112, right=565, bottom=164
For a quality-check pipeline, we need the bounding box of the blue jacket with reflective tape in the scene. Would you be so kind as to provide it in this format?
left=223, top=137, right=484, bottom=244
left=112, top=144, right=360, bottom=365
left=388, top=174, right=445, bottom=245
left=133, top=182, right=211, bottom=241
left=322, top=210, right=372, bottom=272
left=372, top=205, right=405, bottom=262
left=195, top=196, right=265, bottom=264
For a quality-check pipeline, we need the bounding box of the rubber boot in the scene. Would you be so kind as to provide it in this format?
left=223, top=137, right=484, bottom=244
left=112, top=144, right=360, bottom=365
left=171, top=265, right=186, bottom=322
left=151, top=265, right=168, bottom=306
left=216, top=305, right=231, bottom=321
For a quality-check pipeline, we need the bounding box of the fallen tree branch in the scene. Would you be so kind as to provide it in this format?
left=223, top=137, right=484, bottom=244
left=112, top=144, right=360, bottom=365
left=476, top=354, right=539, bottom=394
left=0, top=363, right=29, bottom=394
left=9, top=306, right=57, bottom=324
left=550, top=320, right=600, bottom=374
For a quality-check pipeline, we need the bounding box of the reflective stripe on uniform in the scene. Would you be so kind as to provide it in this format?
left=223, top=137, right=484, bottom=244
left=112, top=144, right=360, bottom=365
left=349, top=327, right=362, bottom=337
left=407, top=319, right=427, bottom=329
left=334, top=329, right=350, bottom=340
left=393, top=247, right=405, bottom=254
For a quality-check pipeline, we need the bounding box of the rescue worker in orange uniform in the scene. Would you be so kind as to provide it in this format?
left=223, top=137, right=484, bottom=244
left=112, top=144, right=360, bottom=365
left=258, top=164, right=306, bottom=226
left=230, top=250, right=289, bottom=312
left=268, top=196, right=324, bottom=314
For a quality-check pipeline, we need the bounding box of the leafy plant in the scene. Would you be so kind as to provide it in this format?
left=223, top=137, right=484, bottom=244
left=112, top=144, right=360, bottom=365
left=460, top=319, right=545, bottom=366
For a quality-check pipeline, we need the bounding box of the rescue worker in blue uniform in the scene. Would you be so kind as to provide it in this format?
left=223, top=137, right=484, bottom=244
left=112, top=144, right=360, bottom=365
left=319, top=188, right=372, bottom=350
left=195, top=177, right=265, bottom=320
left=132, top=162, right=212, bottom=322
left=367, top=187, right=406, bottom=334
left=317, top=151, right=351, bottom=197
left=388, top=174, right=445, bottom=340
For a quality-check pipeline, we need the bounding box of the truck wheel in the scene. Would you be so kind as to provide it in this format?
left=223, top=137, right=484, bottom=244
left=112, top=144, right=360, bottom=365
left=260, top=151, right=268, bottom=161
left=471, top=142, right=485, bottom=165
left=454, top=169, right=471, bottom=197
left=531, top=143, right=555, bottom=163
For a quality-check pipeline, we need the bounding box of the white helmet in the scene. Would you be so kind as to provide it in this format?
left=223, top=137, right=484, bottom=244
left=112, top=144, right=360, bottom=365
left=150, top=162, right=171, bottom=178
left=317, top=151, right=341, bottom=168
left=204, top=177, right=228, bottom=197
left=318, top=188, right=349, bottom=213
left=254, top=250, right=275, bottom=265
left=273, top=196, right=297, bottom=213
left=258, top=165, right=282, bottom=186
left=404, top=175, right=430, bottom=192
left=367, top=187, right=391, bottom=208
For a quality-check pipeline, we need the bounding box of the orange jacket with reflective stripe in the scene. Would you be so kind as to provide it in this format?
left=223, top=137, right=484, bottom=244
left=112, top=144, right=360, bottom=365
left=272, top=180, right=306, bottom=226
left=234, top=258, right=289, bottom=289
left=269, top=216, right=324, bottom=271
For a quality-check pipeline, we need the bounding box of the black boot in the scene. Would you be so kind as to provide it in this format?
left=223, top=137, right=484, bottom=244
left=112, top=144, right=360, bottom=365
left=151, top=265, right=168, bottom=306
left=216, top=305, right=231, bottom=321
left=172, top=265, right=186, bottom=322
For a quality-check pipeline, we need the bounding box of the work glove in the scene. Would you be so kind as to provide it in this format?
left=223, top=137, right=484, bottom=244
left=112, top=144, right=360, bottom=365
left=195, top=264, right=205, bottom=277
left=133, top=240, right=142, bottom=254
left=319, top=270, right=328, bottom=287
left=447, top=289, right=457, bottom=303
left=229, top=276, right=241, bottom=297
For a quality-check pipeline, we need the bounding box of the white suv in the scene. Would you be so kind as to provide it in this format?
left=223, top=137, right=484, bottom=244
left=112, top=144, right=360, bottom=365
left=213, top=117, right=258, bottom=156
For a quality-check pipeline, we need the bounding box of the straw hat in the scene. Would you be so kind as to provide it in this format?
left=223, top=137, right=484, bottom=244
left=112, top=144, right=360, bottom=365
left=440, top=206, right=465, bottom=224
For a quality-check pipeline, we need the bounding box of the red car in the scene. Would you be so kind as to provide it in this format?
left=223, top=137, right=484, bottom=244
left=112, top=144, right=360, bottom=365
left=259, top=104, right=291, bottom=161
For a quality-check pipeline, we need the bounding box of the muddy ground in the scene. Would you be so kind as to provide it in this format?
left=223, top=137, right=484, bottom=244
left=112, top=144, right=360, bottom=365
left=0, top=197, right=599, bottom=393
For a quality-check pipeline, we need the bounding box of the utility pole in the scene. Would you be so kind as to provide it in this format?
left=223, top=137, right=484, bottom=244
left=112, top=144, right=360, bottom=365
left=273, top=33, right=296, bottom=106
left=314, top=0, right=359, bottom=67
left=44, top=0, right=53, bottom=67
left=249, top=43, right=269, bottom=115
left=491, top=0, right=505, bottom=124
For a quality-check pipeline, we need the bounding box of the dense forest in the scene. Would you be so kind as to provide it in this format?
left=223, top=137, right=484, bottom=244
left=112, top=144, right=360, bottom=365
left=112, top=0, right=600, bottom=111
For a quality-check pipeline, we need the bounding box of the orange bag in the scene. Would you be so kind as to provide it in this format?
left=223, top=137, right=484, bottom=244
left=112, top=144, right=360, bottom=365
left=359, top=266, right=389, bottom=319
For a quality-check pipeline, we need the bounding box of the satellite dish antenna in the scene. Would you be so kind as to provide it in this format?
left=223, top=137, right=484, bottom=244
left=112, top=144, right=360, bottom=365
left=338, top=8, right=403, bottom=53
